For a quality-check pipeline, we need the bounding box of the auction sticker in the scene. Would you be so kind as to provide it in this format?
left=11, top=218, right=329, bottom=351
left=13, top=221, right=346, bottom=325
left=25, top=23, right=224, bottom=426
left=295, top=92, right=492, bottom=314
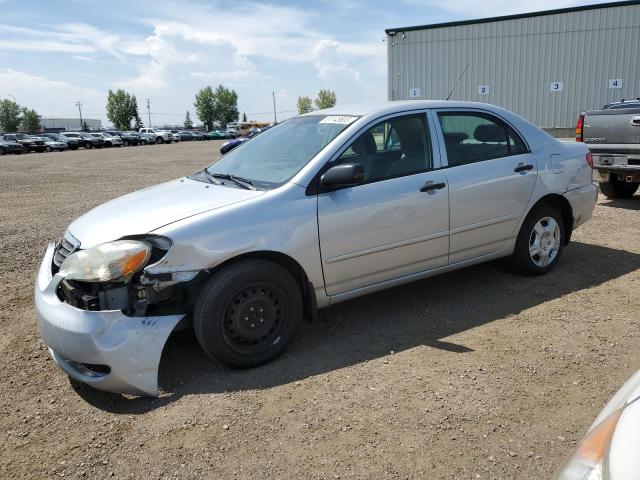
left=320, top=116, right=358, bottom=125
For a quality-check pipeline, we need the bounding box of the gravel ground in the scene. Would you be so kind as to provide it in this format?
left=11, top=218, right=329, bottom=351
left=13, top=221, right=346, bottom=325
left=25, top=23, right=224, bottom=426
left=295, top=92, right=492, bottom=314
left=1, top=142, right=639, bottom=479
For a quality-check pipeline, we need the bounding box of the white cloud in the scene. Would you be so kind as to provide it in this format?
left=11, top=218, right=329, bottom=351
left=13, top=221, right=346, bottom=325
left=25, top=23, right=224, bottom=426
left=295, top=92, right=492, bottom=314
left=0, top=68, right=104, bottom=119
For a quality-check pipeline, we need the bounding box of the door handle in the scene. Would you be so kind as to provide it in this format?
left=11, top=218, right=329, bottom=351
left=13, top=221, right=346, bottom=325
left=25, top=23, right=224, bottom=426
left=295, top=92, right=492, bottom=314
left=420, top=181, right=446, bottom=192
left=514, top=163, right=534, bottom=173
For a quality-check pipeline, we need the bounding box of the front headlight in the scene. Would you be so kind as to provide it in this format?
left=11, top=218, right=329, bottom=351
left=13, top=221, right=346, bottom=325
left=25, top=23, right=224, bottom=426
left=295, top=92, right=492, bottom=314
left=554, top=409, right=623, bottom=480
left=60, top=240, right=151, bottom=282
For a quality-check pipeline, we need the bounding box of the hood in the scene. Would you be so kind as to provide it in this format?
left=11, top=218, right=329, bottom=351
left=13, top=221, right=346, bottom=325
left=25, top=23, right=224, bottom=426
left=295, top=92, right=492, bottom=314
left=68, top=177, right=264, bottom=247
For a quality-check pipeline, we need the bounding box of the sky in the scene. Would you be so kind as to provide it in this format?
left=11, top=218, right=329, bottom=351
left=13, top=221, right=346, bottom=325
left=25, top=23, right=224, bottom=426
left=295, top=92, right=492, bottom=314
left=0, top=0, right=603, bottom=128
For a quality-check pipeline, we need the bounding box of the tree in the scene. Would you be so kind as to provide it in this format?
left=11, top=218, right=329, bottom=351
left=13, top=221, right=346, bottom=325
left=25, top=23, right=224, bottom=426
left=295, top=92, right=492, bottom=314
left=194, top=86, right=216, bottom=131
left=22, top=108, right=41, bottom=132
left=296, top=96, right=313, bottom=114
left=130, top=95, right=144, bottom=130
left=184, top=110, right=193, bottom=129
left=242, top=112, right=247, bottom=122
left=212, top=85, right=239, bottom=128
left=315, top=89, right=337, bottom=110
left=106, top=89, right=136, bottom=130
left=0, top=99, right=22, bottom=132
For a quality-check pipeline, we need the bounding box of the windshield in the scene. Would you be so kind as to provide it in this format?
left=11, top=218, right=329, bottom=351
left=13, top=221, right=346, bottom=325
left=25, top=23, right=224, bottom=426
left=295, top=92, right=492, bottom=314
left=206, top=115, right=355, bottom=186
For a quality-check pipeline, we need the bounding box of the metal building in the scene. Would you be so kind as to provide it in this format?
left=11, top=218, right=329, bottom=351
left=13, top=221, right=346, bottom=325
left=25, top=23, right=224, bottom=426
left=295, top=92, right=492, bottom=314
left=40, top=118, right=102, bottom=131
left=386, top=1, right=640, bottom=136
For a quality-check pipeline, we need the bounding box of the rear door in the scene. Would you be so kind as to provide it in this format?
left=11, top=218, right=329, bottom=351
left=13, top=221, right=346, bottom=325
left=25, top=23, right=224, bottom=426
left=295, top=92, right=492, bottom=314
left=317, top=112, right=450, bottom=296
left=435, top=109, right=538, bottom=264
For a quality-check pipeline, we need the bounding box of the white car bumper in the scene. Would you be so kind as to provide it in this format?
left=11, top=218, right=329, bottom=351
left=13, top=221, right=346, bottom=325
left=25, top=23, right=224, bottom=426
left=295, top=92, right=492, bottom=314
left=35, top=244, right=183, bottom=396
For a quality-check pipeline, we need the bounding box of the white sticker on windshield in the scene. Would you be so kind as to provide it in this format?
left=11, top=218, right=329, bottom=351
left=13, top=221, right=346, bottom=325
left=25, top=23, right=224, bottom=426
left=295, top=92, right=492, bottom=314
left=319, top=116, right=358, bottom=125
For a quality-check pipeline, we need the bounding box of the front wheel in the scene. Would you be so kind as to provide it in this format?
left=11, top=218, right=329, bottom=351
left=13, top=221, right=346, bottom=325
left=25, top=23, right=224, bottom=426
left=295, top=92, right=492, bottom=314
left=84, top=142, right=92, bottom=149
left=156, top=137, right=164, bottom=144
left=510, top=205, right=565, bottom=276
left=194, top=259, right=303, bottom=368
left=599, top=179, right=639, bottom=199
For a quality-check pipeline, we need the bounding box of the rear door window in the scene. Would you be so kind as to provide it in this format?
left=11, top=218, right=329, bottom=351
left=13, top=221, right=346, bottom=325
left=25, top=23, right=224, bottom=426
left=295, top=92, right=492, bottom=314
left=437, top=112, right=528, bottom=167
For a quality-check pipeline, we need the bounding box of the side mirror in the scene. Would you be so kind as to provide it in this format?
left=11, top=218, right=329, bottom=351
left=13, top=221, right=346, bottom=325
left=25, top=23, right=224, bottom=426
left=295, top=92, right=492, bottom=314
left=321, top=163, right=365, bottom=189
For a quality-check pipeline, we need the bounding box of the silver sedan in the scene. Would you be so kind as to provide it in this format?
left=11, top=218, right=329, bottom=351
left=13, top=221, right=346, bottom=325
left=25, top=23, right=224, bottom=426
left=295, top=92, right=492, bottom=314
left=35, top=101, right=597, bottom=396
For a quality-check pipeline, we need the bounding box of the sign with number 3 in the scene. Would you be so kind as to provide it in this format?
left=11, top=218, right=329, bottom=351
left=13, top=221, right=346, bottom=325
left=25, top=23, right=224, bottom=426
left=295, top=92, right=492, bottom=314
left=550, top=82, right=563, bottom=92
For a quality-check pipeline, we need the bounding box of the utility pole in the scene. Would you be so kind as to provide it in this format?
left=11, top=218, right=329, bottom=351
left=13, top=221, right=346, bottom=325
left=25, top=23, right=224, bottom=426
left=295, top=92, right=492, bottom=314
left=146, top=99, right=151, bottom=128
left=75, top=101, right=83, bottom=130
left=272, top=91, right=277, bottom=124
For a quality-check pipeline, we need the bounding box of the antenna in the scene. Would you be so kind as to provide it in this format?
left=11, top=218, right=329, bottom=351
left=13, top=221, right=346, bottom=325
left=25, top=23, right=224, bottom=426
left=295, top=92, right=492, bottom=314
left=445, top=64, right=470, bottom=101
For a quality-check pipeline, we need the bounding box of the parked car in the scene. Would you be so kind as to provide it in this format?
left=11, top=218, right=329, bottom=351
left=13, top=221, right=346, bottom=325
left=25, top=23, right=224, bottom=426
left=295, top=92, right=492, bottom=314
left=132, top=131, right=156, bottom=145
left=139, top=128, right=172, bottom=144
left=554, top=367, right=640, bottom=480
left=39, top=133, right=80, bottom=150
left=35, top=136, right=68, bottom=152
left=64, top=132, right=104, bottom=149
left=35, top=101, right=597, bottom=396
left=91, top=132, right=123, bottom=147
left=105, top=130, right=140, bottom=146
left=0, top=139, right=25, bottom=155
left=577, top=99, right=640, bottom=199
left=191, top=130, right=207, bottom=141
left=173, top=131, right=193, bottom=141
left=219, top=128, right=266, bottom=154
left=207, top=130, right=232, bottom=140
left=2, top=133, right=47, bottom=152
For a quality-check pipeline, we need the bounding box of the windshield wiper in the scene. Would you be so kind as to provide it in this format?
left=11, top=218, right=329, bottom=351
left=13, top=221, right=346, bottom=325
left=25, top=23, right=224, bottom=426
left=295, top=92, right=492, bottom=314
left=208, top=173, right=256, bottom=190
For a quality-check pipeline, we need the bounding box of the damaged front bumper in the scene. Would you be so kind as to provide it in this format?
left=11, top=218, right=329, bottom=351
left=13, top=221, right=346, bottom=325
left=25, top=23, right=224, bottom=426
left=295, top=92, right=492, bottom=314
left=35, top=243, right=184, bottom=396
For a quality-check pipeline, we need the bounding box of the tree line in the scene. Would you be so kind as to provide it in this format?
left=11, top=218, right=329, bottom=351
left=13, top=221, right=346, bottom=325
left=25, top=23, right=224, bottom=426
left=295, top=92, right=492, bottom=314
left=0, top=99, right=42, bottom=133
left=1, top=86, right=338, bottom=133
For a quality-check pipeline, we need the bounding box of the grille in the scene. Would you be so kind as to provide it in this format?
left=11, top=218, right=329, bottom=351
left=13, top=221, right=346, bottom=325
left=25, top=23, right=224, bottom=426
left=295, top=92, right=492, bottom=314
left=53, top=232, right=80, bottom=269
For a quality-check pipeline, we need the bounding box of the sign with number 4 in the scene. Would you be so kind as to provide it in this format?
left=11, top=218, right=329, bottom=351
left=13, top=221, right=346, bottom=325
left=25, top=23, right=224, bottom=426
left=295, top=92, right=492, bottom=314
left=609, top=79, right=622, bottom=89
left=550, top=82, right=563, bottom=92
left=478, top=85, right=489, bottom=95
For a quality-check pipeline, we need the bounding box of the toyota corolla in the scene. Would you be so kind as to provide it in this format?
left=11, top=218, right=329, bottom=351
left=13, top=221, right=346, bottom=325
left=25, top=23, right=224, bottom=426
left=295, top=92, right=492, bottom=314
left=35, top=101, right=597, bottom=396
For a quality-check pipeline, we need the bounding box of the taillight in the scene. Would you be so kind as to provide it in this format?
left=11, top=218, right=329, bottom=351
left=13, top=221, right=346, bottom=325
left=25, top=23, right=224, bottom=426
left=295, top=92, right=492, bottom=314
left=586, top=152, right=593, bottom=169
left=575, top=114, right=584, bottom=142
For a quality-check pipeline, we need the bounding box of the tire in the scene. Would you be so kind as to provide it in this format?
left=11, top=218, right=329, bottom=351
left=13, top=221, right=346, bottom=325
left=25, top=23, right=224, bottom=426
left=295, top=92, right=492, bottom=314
left=123, top=140, right=129, bottom=146
left=510, top=205, right=565, bottom=276
left=45, top=146, right=52, bottom=152
left=599, top=179, right=639, bottom=199
left=0, top=149, right=4, bottom=155
left=84, top=142, right=92, bottom=149
left=156, top=137, right=164, bottom=144
left=140, top=140, right=147, bottom=145
left=194, top=259, right=303, bottom=368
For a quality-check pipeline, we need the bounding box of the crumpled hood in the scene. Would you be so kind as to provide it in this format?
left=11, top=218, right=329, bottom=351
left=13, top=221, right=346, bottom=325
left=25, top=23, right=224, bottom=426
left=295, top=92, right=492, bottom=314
left=68, top=177, right=263, bottom=247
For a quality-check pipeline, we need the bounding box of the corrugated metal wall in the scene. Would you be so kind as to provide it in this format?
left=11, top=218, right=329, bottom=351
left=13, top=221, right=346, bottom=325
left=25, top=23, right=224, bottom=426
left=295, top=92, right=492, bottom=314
left=387, top=3, right=640, bottom=128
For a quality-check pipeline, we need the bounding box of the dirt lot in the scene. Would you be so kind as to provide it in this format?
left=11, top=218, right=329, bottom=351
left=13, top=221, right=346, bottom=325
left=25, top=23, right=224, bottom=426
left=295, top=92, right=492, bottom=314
left=1, top=141, right=639, bottom=479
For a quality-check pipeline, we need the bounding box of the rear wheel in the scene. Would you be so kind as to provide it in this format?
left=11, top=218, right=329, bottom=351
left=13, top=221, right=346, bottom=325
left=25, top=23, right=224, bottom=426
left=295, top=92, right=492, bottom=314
left=510, top=205, right=565, bottom=276
left=194, top=259, right=303, bottom=368
left=156, top=137, right=164, bottom=144
left=46, top=146, right=52, bottom=152
left=84, top=142, right=92, bottom=149
left=599, top=179, right=639, bottom=199
left=140, top=140, right=147, bottom=145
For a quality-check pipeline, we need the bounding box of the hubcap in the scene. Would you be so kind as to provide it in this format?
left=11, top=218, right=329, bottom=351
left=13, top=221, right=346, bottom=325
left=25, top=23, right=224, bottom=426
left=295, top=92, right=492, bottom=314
left=222, top=283, right=284, bottom=355
left=529, top=216, right=561, bottom=268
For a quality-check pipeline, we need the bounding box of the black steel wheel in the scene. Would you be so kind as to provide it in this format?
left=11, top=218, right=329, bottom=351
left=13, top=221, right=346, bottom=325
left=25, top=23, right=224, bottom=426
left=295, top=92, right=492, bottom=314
left=194, top=259, right=303, bottom=368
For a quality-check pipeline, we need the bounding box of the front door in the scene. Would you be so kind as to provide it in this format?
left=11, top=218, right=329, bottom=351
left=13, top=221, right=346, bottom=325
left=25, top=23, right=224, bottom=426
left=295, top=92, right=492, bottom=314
left=317, top=112, right=450, bottom=296
left=435, top=110, right=538, bottom=263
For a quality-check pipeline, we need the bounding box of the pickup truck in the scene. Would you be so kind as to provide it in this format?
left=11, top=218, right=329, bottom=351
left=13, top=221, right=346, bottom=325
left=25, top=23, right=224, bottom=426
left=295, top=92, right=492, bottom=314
left=138, top=128, right=172, bottom=144
left=577, top=99, right=640, bottom=199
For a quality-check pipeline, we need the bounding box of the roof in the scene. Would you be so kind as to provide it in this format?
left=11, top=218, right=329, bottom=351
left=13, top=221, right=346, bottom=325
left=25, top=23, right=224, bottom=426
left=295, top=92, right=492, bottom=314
left=306, top=100, right=501, bottom=117
left=385, top=0, right=640, bottom=34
